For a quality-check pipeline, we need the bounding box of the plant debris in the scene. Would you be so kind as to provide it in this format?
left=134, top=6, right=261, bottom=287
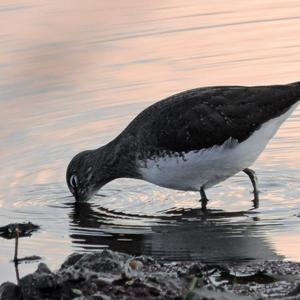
left=0, top=222, right=39, bottom=239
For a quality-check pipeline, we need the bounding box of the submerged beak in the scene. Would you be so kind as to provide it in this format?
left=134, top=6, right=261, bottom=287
left=73, top=188, right=94, bottom=202
left=73, top=188, right=80, bottom=202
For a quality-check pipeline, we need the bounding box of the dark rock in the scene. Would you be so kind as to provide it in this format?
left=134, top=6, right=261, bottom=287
left=0, top=282, right=22, bottom=300
left=58, top=249, right=130, bottom=283
left=59, top=252, right=83, bottom=270
left=187, top=288, right=255, bottom=300
left=20, top=263, right=61, bottom=300
left=6, top=250, right=300, bottom=300
left=288, top=283, right=300, bottom=296
left=95, top=276, right=114, bottom=287
left=73, top=294, right=111, bottom=300
left=220, top=269, right=277, bottom=284
left=37, top=263, right=51, bottom=274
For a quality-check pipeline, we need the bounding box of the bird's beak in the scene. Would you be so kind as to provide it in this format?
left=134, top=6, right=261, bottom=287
left=73, top=189, right=92, bottom=202
left=73, top=187, right=80, bottom=202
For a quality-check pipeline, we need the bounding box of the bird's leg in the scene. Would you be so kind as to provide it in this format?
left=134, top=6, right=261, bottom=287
left=243, top=168, right=259, bottom=209
left=200, top=186, right=208, bottom=211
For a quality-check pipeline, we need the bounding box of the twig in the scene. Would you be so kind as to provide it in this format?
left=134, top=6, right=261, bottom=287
left=14, top=261, right=20, bottom=284
left=13, top=226, right=21, bottom=284
left=14, top=226, right=20, bottom=262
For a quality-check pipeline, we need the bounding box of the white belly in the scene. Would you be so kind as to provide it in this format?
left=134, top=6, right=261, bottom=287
left=138, top=103, right=298, bottom=191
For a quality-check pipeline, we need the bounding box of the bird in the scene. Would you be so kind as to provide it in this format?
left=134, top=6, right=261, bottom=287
left=66, top=82, right=300, bottom=210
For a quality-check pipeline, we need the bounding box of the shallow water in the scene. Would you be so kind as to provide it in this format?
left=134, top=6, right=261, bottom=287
left=1, top=0, right=300, bottom=283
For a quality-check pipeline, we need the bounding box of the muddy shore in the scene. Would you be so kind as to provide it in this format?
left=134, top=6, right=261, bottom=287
left=1, top=249, right=300, bottom=300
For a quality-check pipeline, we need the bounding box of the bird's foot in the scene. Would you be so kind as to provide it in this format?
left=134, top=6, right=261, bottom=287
left=251, top=199, right=259, bottom=210
left=200, top=187, right=209, bottom=212
left=251, top=190, right=259, bottom=209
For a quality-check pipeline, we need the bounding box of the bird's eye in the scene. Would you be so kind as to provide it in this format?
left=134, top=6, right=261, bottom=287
left=70, top=174, right=78, bottom=188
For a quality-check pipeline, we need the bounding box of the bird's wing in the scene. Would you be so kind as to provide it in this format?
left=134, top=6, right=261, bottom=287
left=123, top=84, right=300, bottom=153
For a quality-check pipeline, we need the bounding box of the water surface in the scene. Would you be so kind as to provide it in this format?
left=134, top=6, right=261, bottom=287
left=1, top=0, right=300, bottom=283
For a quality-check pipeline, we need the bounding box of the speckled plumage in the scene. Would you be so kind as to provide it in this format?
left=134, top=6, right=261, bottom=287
left=120, top=82, right=300, bottom=155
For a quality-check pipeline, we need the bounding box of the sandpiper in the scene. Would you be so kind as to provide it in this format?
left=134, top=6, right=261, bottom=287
left=66, top=82, right=300, bottom=210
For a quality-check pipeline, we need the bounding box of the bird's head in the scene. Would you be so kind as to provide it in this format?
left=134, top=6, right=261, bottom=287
left=66, top=149, right=112, bottom=202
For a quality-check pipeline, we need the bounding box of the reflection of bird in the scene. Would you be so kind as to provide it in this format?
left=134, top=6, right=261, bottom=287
left=67, top=82, right=300, bottom=209
left=69, top=202, right=280, bottom=262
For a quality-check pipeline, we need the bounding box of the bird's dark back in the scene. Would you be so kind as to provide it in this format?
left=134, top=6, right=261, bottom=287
left=119, top=82, right=300, bottom=153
